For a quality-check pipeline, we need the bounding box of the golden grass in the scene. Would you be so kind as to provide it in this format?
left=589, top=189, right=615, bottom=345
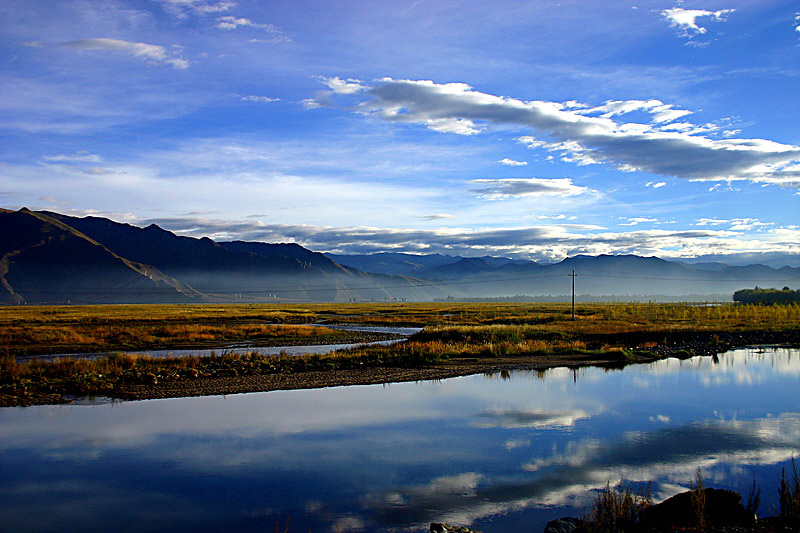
left=2, top=301, right=798, bottom=357
left=2, top=301, right=799, bottom=401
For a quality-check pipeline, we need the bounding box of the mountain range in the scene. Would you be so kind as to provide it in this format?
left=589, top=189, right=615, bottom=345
left=1, top=208, right=798, bottom=304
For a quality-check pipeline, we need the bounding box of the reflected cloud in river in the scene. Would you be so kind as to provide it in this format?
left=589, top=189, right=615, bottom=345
left=363, top=412, right=800, bottom=530
left=0, top=347, right=798, bottom=532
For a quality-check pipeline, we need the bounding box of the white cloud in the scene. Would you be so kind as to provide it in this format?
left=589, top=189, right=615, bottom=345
left=83, top=167, right=121, bottom=176
left=158, top=0, right=236, bottom=16
left=42, top=151, right=102, bottom=163
left=135, top=214, right=800, bottom=264
left=239, top=95, right=279, bottom=103
left=649, top=105, right=693, bottom=123
left=322, top=78, right=800, bottom=187
left=695, top=217, right=730, bottom=226
left=419, top=214, right=456, bottom=221
left=795, top=13, right=800, bottom=35
left=646, top=181, right=667, bottom=189
left=586, top=99, right=662, bottom=117
left=470, top=178, right=588, bottom=199
left=216, top=15, right=263, bottom=29
left=661, top=8, right=735, bottom=37
left=619, top=217, right=658, bottom=226
left=215, top=16, right=290, bottom=41
left=300, top=98, right=323, bottom=109
left=58, top=38, right=190, bottom=69
left=498, top=158, right=527, bottom=166
left=320, top=76, right=367, bottom=95
left=582, top=99, right=692, bottom=124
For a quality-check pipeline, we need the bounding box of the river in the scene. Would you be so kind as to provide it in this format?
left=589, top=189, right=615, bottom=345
left=1, top=346, right=798, bottom=532
left=15, top=325, right=423, bottom=362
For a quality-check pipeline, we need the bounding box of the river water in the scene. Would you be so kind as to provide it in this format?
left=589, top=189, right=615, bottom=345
left=1, top=346, right=798, bottom=532
left=15, top=325, right=423, bottom=362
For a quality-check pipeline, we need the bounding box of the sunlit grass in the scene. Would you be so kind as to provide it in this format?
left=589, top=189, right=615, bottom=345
left=2, top=301, right=798, bottom=357
left=2, top=301, right=799, bottom=405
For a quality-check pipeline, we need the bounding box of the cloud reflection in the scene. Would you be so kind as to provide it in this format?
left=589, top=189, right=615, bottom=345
left=474, top=408, right=589, bottom=429
left=363, top=413, right=800, bottom=529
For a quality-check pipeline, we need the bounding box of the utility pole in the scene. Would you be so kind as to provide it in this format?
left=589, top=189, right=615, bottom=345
left=569, top=269, right=577, bottom=320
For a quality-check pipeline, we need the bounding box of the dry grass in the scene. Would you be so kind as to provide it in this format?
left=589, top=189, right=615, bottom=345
left=2, top=301, right=799, bottom=405
left=3, top=300, right=799, bottom=359
left=589, top=481, right=652, bottom=532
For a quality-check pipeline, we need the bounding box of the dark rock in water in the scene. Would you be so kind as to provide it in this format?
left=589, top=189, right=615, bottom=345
left=430, top=523, right=481, bottom=533
left=543, top=516, right=588, bottom=532
left=640, top=488, right=755, bottom=530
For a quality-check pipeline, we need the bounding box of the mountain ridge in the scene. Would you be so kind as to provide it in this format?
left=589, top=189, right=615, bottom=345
left=1, top=208, right=798, bottom=304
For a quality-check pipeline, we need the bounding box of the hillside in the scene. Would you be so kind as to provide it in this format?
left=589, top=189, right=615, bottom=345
left=0, top=209, right=201, bottom=304
left=2, top=208, right=798, bottom=304
left=1, top=209, right=445, bottom=304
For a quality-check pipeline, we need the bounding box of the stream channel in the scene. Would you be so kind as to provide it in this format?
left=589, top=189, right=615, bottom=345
left=1, top=345, right=798, bottom=532
left=15, top=325, right=423, bottom=362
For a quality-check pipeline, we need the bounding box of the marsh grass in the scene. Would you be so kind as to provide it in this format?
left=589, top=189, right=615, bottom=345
left=690, top=468, right=707, bottom=530
left=0, top=304, right=354, bottom=356
left=3, top=301, right=798, bottom=356
left=1, top=338, right=454, bottom=401
left=589, top=481, right=652, bottom=532
left=584, top=468, right=800, bottom=532
left=3, top=302, right=799, bottom=404
left=778, top=458, right=800, bottom=519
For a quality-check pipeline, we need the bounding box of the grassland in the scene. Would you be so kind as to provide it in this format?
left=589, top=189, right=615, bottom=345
left=2, top=302, right=799, bottom=406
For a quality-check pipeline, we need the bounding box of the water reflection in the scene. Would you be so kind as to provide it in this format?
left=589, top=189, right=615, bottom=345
left=0, top=347, right=798, bottom=532
left=17, top=337, right=406, bottom=363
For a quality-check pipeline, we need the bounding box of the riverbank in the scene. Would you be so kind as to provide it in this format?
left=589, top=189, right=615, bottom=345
left=3, top=328, right=798, bottom=407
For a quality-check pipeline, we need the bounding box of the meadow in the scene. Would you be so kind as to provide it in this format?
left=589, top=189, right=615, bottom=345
left=2, top=301, right=799, bottom=406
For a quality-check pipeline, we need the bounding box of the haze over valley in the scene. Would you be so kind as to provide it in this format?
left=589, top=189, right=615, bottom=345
left=2, top=208, right=798, bottom=304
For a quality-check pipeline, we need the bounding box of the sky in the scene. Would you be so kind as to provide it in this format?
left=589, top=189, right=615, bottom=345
left=1, top=0, right=799, bottom=265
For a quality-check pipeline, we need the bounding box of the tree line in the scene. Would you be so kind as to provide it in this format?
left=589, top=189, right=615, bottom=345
left=733, top=287, right=800, bottom=305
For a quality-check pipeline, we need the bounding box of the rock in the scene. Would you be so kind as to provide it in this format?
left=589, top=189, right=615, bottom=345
left=430, top=523, right=482, bottom=533
left=640, top=488, right=755, bottom=530
left=543, top=516, right=588, bottom=533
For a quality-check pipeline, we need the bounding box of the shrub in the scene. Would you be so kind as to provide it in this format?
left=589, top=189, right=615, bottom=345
left=589, top=481, right=652, bottom=532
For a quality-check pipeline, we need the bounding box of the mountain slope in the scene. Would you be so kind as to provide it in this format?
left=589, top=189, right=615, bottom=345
left=326, top=252, right=800, bottom=299
left=4, top=209, right=797, bottom=304
left=221, top=241, right=447, bottom=302
left=325, top=252, right=459, bottom=276
left=40, top=211, right=447, bottom=302
left=0, top=209, right=201, bottom=304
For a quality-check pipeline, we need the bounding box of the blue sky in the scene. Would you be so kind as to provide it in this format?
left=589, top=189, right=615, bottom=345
left=1, top=0, right=799, bottom=265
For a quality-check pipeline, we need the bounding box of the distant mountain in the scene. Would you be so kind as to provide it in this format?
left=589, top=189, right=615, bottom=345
left=422, top=257, right=505, bottom=279
left=2, top=209, right=445, bottom=304
left=0, top=209, right=201, bottom=304
left=675, top=261, right=731, bottom=272
left=2, top=208, right=798, bottom=304
left=326, top=252, right=458, bottom=276
left=221, top=241, right=353, bottom=276
left=219, top=240, right=444, bottom=302
left=42, top=212, right=307, bottom=291
left=326, top=252, right=800, bottom=300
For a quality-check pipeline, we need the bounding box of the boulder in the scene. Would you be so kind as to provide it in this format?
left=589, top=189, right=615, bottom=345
left=640, top=488, right=755, bottom=530
left=430, top=523, right=482, bottom=533
left=543, top=516, right=588, bottom=533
